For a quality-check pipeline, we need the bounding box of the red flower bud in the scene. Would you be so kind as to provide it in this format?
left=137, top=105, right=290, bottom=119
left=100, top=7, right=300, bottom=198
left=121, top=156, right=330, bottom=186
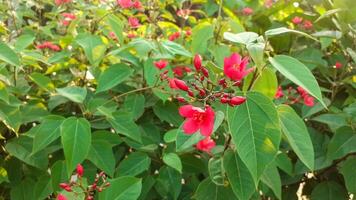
left=57, top=194, right=68, bottom=200
left=64, top=186, right=72, bottom=192
left=201, top=67, right=209, bottom=78
left=220, top=97, right=229, bottom=104
left=92, top=183, right=97, bottom=190
left=98, top=188, right=103, bottom=192
left=76, top=164, right=84, bottom=177
left=176, top=96, right=186, bottom=103
left=335, top=62, right=342, bottom=69
left=87, top=196, right=94, bottom=200
left=154, top=60, right=168, bottom=70
left=199, top=89, right=206, bottom=97
left=174, top=79, right=189, bottom=91
left=229, top=96, right=246, bottom=106
left=188, top=90, right=194, bottom=97
left=194, top=54, right=202, bottom=71
left=233, top=81, right=241, bottom=86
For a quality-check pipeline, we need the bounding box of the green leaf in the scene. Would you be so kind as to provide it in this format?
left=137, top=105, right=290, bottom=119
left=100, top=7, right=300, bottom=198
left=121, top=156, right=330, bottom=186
left=144, top=58, right=159, bottom=86
left=14, top=34, right=35, bottom=51
left=312, top=114, right=347, bottom=132
left=107, top=111, right=142, bottom=143
left=0, top=41, right=20, bottom=67
left=32, top=116, right=64, bottom=154
left=227, top=92, right=281, bottom=184
left=224, top=32, right=259, bottom=45
left=247, top=41, right=265, bottom=68
left=10, top=179, right=36, bottom=200
left=312, top=31, right=342, bottom=39
left=250, top=68, right=278, bottom=99
left=265, top=27, right=317, bottom=41
left=107, top=15, right=124, bottom=44
left=29, top=72, right=55, bottom=91
left=100, top=176, right=142, bottom=200
left=56, top=86, right=87, bottom=103
left=310, top=181, right=348, bottom=200
left=278, top=105, right=314, bottom=170
left=327, top=126, right=356, bottom=160
left=0, top=81, right=9, bottom=103
left=123, top=94, right=145, bottom=120
left=275, top=152, right=293, bottom=175
left=116, top=152, right=151, bottom=176
left=96, top=63, right=133, bottom=93
left=163, top=129, right=178, bottom=143
left=261, top=164, right=281, bottom=199
left=33, top=175, right=53, bottom=200
left=153, top=101, right=183, bottom=127
left=51, top=161, right=67, bottom=192
left=163, top=153, right=182, bottom=173
left=269, top=55, right=325, bottom=107
left=340, top=156, right=356, bottom=193
left=87, top=140, right=115, bottom=177
left=194, top=178, right=238, bottom=200
left=223, top=150, right=255, bottom=200
left=208, top=156, right=225, bottom=185
left=191, top=22, right=214, bottom=54
left=76, top=34, right=107, bottom=67
left=346, top=48, right=356, bottom=63
left=161, top=40, right=192, bottom=57
left=155, top=166, right=182, bottom=200
left=60, top=117, right=91, bottom=177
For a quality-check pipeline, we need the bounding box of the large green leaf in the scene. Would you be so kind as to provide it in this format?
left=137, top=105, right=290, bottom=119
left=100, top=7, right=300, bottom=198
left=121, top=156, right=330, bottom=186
left=161, top=40, right=192, bottom=57
left=250, top=68, right=278, bottom=99
left=116, top=152, right=151, bottom=176
left=340, top=156, right=356, bottom=193
left=194, top=178, right=238, bottom=200
left=100, top=176, right=142, bottom=200
left=14, top=34, right=35, bottom=51
left=265, top=27, right=317, bottom=41
left=327, top=126, right=356, bottom=160
left=32, top=116, right=64, bottom=154
left=87, top=140, right=115, bottom=177
left=261, top=164, right=281, bottom=199
left=163, top=153, right=182, bottom=173
left=224, top=32, right=259, bottom=45
left=0, top=41, right=20, bottom=67
left=96, top=63, right=133, bottom=93
left=153, top=101, right=183, bottom=127
left=310, top=181, right=348, bottom=200
left=223, top=150, right=255, bottom=200
left=107, top=15, right=124, bottom=44
left=155, top=166, right=182, bottom=200
left=278, top=105, right=314, bottom=170
left=191, top=22, right=214, bottom=54
left=123, top=94, right=145, bottom=120
left=76, top=34, right=107, bottom=67
left=56, top=86, right=87, bottom=103
left=107, top=111, right=142, bottom=143
left=29, top=72, right=55, bottom=91
left=227, top=92, right=281, bottom=184
left=269, top=55, right=326, bottom=107
left=60, top=117, right=91, bottom=177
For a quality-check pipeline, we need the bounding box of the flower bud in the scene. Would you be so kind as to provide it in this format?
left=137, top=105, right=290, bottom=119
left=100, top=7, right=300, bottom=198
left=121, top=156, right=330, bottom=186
left=199, top=89, right=206, bottom=97
left=174, top=79, right=189, bottom=91
left=201, top=67, right=209, bottom=78
left=194, top=54, right=202, bottom=71
left=76, top=164, right=84, bottom=177
left=59, top=183, right=69, bottom=189
left=188, top=90, right=194, bottom=97
left=229, top=96, right=246, bottom=106
left=176, top=96, right=186, bottom=103
left=220, top=97, right=229, bottom=104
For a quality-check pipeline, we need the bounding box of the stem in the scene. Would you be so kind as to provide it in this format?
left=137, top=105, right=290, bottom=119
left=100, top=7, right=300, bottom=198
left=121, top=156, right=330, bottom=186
left=246, top=70, right=259, bottom=91
left=113, top=86, right=155, bottom=100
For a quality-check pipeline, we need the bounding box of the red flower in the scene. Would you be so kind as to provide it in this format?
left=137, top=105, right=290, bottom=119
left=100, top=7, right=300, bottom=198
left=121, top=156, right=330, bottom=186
left=275, top=86, right=284, bottom=99
left=242, top=7, right=253, bottom=15
left=292, top=16, right=303, bottom=25
left=55, top=0, right=71, bottom=6
left=224, top=53, right=254, bottom=81
left=179, top=105, right=215, bottom=136
left=169, top=32, right=181, bottom=41
left=335, top=62, right=342, bottom=69
left=62, top=13, right=76, bottom=20
left=303, top=20, right=313, bottom=30
left=297, top=86, right=307, bottom=97
left=177, top=9, right=191, bottom=18
left=194, top=54, right=202, bottom=71
left=59, top=183, right=72, bottom=192
left=185, top=28, right=192, bottom=36
left=117, top=0, right=133, bottom=8
left=196, top=137, right=216, bottom=152
left=303, top=95, right=314, bottom=107
left=154, top=60, right=168, bottom=70
left=57, top=194, right=68, bottom=200
left=128, top=17, right=140, bottom=28
left=174, top=79, right=189, bottom=91
left=132, top=0, right=142, bottom=10
left=76, top=164, right=84, bottom=177
left=168, top=78, right=179, bottom=89
left=36, top=41, right=61, bottom=51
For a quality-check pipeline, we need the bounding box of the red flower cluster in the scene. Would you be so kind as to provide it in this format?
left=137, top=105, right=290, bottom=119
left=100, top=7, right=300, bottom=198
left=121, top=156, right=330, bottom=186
left=291, top=16, right=313, bottom=30
left=275, top=86, right=315, bottom=107
left=169, top=32, right=181, bottom=41
left=61, top=13, right=76, bottom=26
left=297, top=87, right=315, bottom=107
left=55, top=0, right=71, bottom=6
left=57, top=164, right=110, bottom=200
left=117, top=0, right=142, bottom=10
left=128, top=17, right=140, bottom=28
left=36, top=41, right=61, bottom=51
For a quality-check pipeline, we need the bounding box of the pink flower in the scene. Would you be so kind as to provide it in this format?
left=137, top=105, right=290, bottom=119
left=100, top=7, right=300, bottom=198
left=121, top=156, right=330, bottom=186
left=128, top=17, right=140, bottom=28
left=76, top=164, right=84, bottom=177
left=57, top=194, right=68, bottom=200
left=303, top=95, right=314, bottom=107
left=194, top=54, right=202, bottom=71
left=303, top=20, right=313, bottom=30
left=179, top=105, right=215, bottom=136
left=154, top=59, right=168, bottom=70
left=59, top=183, right=72, bottom=192
left=177, top=9, right=191, bottom=18
left=173, top=66, right=187, bottom=77
left=109, top=32, right=117, bottom=40
left=264, top=0, right=274, bottom=8
left=242, top=7, right=253, bottom=15
left=335, top=62, right=342, bottom=69
left=196, top=137, right=216, bottom=152
left=223, top=53, right=254, bottom=81
left=117, top=0, right=133, bottom=8
left=132, top=0, right=142, bottom=10
left=275, top=86, right=284, bottom=99
left=292, top=16, right=303, bottom=25
left=62, top=13, right=76, bottom=20
left=55, top=0, right=71, bottom=6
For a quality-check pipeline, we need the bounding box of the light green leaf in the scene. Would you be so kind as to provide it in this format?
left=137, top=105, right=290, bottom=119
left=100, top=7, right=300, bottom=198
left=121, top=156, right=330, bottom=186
left=163, top=153, right=182, bottom=173
left=191, top=22, right=214, bottom=54
left=14, top=34, right=35, bottom=51
left=100, top=176, right=142, bottom=200
left=0, top=81, right=9, bottom=103
left=60, top=117, right=91, bottom=177
left=29, top=72, right=55, bottom=91
left=312, top=31, right=342, bottom=39
left=223, top=150, right=255, bottom=200
left=265, top=27, right=317, bottom=41
left=87, top=140, right=115, bottom=177
left=161, top=40, right=192, bottom=57
left=227, top=92, right=281, bottom=184
left=107, top=111, right=142, bottom=143
left=278, top=105, right=314, bottom=170
left=116, top=152, right=151, bottom=176
left=0, top=41, right=20, bottom=67
left=56, top=86, right=87, bottom=103
left=269, top=55, right=326, bottom=107
left=224, top=32, right=259, bottom=45
left=250, top=68, right=278, bottom=99
left=107, top=15, right=124, bottom=44
left=96, top=63, right=133, bottom=93
left=208, top=156, right=225, bottom=185
left=76, top=34, right=107, bottom=67
left=247, top=41, right=265, bottom=68
left=155, top=166, right=182, bottom=200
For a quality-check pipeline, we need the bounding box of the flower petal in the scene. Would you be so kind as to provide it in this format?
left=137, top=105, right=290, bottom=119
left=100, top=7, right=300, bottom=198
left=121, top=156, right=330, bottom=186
left=200, top=106, right=215, bottom=136
left=179, top=105, right=195, bottom=117
left=183, top=119, right=199, bottom=134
